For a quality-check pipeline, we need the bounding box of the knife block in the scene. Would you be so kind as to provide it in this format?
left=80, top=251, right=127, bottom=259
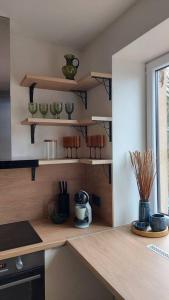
left=58, top=193, right=70, bottom=218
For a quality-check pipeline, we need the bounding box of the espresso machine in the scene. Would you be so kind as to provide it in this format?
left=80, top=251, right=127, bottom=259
left=74, top=190, right=92, bottom=228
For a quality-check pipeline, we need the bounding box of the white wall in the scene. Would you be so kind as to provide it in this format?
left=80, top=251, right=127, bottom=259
left=112, top=58, right=145, bottom=226
left=45, top=246, right=114, bottom=300
left=79, top=0, right=169, bottom=226
left=10, top=33, right=82, bottom=159
left=4, top=0, right=169, bottom=222
left=80, top=0, right=169, bottom=74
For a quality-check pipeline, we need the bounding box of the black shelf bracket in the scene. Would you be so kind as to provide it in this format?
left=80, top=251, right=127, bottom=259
left=108, top=79, right=112, bottom=101
left=96, top=121, right=112, bottom=142
left=93, top=77, right=112, bottom=101
left=0, top=160, right=39, bottom=181
left=31, top=124, right=36, bottom=144
left=74, top=91, right=87, bottom=109
left=108, top=121, right=112, bottom=142
left=74, top=126, right=88, bottom=138
left=29, top=82, right=37, bottom=103
left=31, top=166, right=36, bottom=181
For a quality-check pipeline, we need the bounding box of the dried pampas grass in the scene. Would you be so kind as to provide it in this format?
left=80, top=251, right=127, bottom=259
left=129, top=150, right=156, bottom=201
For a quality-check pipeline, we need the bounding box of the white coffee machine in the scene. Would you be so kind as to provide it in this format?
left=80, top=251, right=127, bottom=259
left=74, top=190, right=92, bottom=228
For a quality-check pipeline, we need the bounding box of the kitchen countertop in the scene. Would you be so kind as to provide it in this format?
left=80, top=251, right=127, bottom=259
left=68, top=225, right=169, bottom=300
left=0, top=218, right=110, bottom=260
left=1, top=219, right=169, bottom=300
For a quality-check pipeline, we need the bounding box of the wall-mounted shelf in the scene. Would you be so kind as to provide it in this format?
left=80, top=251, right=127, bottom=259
left=20, top=74, right=77, bottom=91
left=0, top=159, right=38, bottom=181
left=21, top=116, right=112, bottom=144
left=38, top=158, right=112, bottom=184
left=21, top=118, right=96, bottom=127
left=20, top=72, right=112, bottom=108
left=91, top=116, right=112, bottom=122
left=76, top=72, right=111, bottom=91
left=20, top=71, right=112, bottom=185
left=79, top=159, right=112, bottom=165
left=39, top=158, right=112, bottom=166
left=20, top=72, right=111, bottom=92
left=39, top=159, right=79, bottom=166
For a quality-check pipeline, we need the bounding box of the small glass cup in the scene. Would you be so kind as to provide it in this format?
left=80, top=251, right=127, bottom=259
left=44, top=139, right=57, bottom=160
left=54, top=103, right=63, bottom=119
left=39, top=103, right=48, bottom=118
left=65, top=103, right=74, bottom=120
left=28, top=103, right=38, bottom=117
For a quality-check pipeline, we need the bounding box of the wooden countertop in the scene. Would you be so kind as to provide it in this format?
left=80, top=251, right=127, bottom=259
left=0, top=219, right=110, bottom=260
left=1, top=220, right=169, bottom=300
left=68, top=225, right=169, bottom=300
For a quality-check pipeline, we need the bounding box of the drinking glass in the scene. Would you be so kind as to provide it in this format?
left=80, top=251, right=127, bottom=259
left=54, top=103, right=63, bottom=119
left=98, top=135, right=106, bottom=159
left=65, top=103, right=74, bottom=120
left=75, top=136, right=81, bottom=158
left=91, top=135, right=97, bottom=159
left=50, top=103, right=57, bottom=118
left=39, top=103, right=48, bottom=118
left=63, top=137, right=70, bottom=158
left=28, top=103, right=38, bottom=117
left=44, top=139, right=57, bottom=159
left=86, top=136, right=92, bottom=159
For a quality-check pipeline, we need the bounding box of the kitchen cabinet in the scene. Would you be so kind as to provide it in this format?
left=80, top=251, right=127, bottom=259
left=45, top=247, right=114, bottom=300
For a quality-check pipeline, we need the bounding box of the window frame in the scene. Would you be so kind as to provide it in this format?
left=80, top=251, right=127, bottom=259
left=146, top=52, right=169, bottom=214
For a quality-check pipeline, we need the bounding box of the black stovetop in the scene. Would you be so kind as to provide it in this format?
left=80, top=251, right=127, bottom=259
left=0, top=221, right=42, bottom=251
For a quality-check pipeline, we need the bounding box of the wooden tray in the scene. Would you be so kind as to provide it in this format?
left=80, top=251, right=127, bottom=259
left=131, top=225, right=168, bottom=238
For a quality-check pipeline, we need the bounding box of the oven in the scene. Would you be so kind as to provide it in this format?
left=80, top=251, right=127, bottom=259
left=0, top=251, right=44, bottom=300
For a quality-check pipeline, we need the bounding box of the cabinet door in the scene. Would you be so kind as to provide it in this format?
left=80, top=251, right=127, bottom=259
left=45, top=247, right=114, bottom=300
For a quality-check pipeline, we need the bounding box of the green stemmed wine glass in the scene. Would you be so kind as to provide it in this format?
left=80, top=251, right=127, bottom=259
left=28, top=103, right=38, bottom=118
left=39, top=103, right=48, bottom=118
left=54, top=103, right=63, bottom=119
left=65, top=103, right=74, bottom=120
left=50, top=103, right=57, bottom=118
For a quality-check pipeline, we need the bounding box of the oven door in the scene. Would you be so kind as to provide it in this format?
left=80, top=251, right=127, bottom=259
left=0, top=267, right=44, bottom=300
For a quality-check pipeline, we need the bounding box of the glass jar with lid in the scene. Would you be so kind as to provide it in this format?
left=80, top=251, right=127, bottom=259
left=44, top=139, right=57, bottom=160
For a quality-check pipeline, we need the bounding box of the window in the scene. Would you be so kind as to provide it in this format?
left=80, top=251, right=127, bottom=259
left=146, top=53, right=169, bottom=214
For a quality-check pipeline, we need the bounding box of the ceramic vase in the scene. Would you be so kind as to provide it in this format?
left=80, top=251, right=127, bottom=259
left=139, top=200, right=150, bottom=224
left=62, top=54, right=79, bottom=80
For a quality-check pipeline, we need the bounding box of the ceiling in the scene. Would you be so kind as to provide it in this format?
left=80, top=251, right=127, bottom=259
left=114, top=17, right=169, bottom=63
left=0, top=0, right=137, bottom=50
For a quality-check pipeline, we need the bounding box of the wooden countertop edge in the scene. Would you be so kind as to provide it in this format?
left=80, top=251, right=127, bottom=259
left=67, top=241, right=124, bottom=300
left=0, top=240, right=66, bottom=260
left=0, top=222, right=111, bottom=260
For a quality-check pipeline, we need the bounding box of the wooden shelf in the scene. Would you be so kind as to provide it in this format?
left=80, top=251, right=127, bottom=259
left=21, top=116, right=111, bottom=126
left=39, top=159, right=79, bottom=166
left=38, top=159, right=112, bottom=166
left=20, top=72, right=112, bottom=92
left=20, top=74, right=77, bottom=91
left=76, top=72, right=112, bottom=91
left=21, top=118, right=96, bottom=127
left=79, top=159, right=112, bottom=165
left=91, top=116, right=112, bottom=122
left=21, top=116, right=112, bottom=144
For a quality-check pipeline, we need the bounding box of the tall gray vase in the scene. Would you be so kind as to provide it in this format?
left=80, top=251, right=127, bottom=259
left=139, top=201, right=150, bottom=224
